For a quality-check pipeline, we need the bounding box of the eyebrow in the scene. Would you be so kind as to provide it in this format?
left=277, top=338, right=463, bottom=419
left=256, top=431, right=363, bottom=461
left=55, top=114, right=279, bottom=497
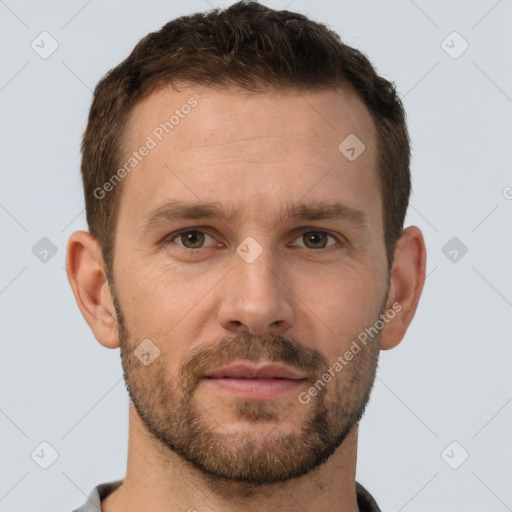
left=141, top=199, right=369, bottom=233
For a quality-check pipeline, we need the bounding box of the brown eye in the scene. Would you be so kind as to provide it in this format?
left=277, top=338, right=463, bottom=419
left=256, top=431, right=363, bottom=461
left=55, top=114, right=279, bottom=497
left=168, top=229, right=221, bottom=252
left=292, top=230, right=339, bottom=249
left=302, top=231, right=329, bottom=249
left=179, top=231, right=206, bottom=248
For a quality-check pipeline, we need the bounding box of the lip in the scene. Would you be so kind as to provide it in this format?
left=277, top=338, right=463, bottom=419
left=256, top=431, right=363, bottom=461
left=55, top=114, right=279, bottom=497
left=206, top=362, right=307, bottom=380
left=203, top=362, right=308, bottom=401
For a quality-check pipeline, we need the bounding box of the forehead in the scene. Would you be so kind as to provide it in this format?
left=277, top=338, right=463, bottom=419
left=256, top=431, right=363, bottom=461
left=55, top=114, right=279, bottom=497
left=118, top=83, right=380, bottom=227
left=128, top=83, right=376, bottom=152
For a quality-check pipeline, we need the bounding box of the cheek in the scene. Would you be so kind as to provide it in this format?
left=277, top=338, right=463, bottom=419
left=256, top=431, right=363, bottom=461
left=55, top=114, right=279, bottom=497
left=295, top=261, right=384, bottom=346
left=115, top=263, right=177, bottom=336
left=116, top=261, right=216, bottom=345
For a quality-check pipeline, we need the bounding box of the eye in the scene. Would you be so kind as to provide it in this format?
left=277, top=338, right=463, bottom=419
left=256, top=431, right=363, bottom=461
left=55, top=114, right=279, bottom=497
left=171, top=230, right=219, bottom=249
left=165, top=229, right=340, bottom=252
left=292, top=231, right=338, bottom=249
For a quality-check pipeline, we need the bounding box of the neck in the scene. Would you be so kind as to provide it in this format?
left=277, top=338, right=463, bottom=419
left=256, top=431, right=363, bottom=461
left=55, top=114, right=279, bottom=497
left=102, top=404, right=361, bottom=512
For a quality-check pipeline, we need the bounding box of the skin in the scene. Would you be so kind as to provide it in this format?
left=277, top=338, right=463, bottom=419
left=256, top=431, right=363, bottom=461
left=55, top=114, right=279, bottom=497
left=66, top=84, right=426, bottom=512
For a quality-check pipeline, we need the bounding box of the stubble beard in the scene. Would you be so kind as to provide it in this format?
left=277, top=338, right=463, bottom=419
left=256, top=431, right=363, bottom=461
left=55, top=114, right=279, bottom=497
left=110, top=282, right=382, bottom=494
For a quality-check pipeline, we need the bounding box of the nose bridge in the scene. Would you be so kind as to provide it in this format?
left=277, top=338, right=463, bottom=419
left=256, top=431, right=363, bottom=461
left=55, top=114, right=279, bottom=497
left=237, top=241, right=279, bottom=299
left=217, top=236, right=294, bottom=334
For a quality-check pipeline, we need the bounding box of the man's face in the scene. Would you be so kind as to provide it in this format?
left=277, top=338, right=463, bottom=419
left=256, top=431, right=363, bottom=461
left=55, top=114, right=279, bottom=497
left=109, top=85, right=390, bottom=484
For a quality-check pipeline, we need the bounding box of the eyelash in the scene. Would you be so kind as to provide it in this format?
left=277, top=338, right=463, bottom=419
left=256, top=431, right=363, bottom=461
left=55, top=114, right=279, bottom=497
left=163, top=228, right=343, bottom=253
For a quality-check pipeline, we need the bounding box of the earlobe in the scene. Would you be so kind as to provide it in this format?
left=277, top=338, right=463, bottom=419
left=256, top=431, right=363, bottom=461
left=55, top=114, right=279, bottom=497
left=65, top=230, right=120, bottom=349
left=379, top=225, right=427, bottom=351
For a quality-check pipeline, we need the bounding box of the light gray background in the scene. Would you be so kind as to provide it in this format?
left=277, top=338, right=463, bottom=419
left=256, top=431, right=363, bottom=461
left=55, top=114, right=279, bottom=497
left=1, top=1, right=511, bottom=511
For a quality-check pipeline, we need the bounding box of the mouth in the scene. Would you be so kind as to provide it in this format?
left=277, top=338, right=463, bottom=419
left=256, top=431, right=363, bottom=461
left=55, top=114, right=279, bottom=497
left=203, top=362, right=308, bottom=400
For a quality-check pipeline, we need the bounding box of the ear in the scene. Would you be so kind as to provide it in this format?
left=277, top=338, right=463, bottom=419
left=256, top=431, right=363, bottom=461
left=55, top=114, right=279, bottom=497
left=65, top=230, right=120, bottom=349
left=380, top=225, right=427, bottom=350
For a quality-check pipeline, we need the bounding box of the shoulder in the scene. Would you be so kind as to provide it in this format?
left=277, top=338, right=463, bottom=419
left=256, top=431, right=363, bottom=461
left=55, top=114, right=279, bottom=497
left=71, top=479, right=124, bottom=512
left=355, top=481, right=382, bottom=512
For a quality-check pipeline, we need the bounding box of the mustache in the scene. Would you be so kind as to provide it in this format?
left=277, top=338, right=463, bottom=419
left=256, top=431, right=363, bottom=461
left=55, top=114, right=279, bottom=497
left=179, top=333, right=328, bottom=395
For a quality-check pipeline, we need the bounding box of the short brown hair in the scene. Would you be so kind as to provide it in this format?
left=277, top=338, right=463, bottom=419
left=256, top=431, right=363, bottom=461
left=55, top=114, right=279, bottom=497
left=81, top=0, right=410, bottom=277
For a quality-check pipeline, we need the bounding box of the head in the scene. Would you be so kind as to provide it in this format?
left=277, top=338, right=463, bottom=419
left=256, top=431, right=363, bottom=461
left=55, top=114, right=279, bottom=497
left=67, top=0, right=426, bottom=487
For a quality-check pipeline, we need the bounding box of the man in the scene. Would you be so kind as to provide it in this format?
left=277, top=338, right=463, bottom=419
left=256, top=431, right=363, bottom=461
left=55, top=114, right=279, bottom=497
left=66, top=1, right=426, bottom=511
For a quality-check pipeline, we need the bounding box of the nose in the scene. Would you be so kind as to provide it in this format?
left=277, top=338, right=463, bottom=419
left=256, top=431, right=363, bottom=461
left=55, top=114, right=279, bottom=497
left=217, top=245, right=295, bottom=336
